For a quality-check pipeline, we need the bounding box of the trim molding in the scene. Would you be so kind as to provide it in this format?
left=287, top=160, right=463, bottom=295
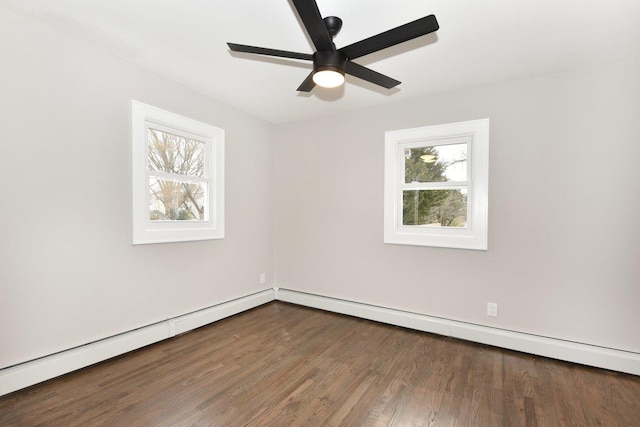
left=276, top=288, right=640, bottom=376
left=0, top=289, right=275, bottom=397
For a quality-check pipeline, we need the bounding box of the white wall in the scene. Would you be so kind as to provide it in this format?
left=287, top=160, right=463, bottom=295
left=0, top=8, right=274, bottom=369
left=274, top=60, right=640, bottom=354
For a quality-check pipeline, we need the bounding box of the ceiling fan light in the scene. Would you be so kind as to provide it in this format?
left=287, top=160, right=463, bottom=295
left=313, top=69, right=345, bottom=88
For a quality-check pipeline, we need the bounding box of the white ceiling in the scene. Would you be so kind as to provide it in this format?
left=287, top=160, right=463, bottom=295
left=2, top=0, right=639, bottom=124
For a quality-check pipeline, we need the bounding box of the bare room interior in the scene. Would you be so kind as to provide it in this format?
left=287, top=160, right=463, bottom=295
left=1, top=0, right=639, bottom=425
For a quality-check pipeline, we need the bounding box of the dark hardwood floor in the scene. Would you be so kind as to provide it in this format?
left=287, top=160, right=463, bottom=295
left=1, top=302, right=639, bottom=426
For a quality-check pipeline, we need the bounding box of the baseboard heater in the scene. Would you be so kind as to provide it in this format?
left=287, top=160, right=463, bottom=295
left=2, top=287, right=638, bottom=397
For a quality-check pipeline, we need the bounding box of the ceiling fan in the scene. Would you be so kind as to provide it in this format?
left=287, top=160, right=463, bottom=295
left=227, top=0, right=439, bottom=92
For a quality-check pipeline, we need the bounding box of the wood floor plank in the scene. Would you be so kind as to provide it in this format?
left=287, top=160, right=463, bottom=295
left=1, top=302, right=639, bottom=426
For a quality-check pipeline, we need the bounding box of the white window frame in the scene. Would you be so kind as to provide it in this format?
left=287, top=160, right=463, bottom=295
left=384, top=119, right=489, bottom=250
left=131, top=100, right=224, bottom=244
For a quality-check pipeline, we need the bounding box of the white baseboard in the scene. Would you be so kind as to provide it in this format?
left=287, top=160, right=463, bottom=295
left=276, top=288, right=640, bottom=376
left=0, top=289, right=275, bottom=397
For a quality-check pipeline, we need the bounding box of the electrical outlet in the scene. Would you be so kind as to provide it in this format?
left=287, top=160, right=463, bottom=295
left=487, top=302, right=498, bottom=317
left=260, top=273, right=266, bottom=284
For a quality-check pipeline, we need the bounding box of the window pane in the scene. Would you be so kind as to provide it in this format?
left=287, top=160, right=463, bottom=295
left=149, top=177, right=207, bottom=221
left=147, top=128, right=205, bottom=177
left=404, top=143, right=467, bottom=183
left=402, top=188, right=467, bottom=227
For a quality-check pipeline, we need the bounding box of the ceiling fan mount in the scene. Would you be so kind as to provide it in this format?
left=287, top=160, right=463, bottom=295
left=227, top=0, right=439, bottom=92
left=323, top=16, right=343, bottom=39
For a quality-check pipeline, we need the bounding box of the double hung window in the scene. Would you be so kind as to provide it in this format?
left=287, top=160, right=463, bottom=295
left=132, top=101, right=224, bottom=244
left=384, top=119, right=489, bottom=250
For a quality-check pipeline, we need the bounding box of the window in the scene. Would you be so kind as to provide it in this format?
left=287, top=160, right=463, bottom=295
left=132, top=101, right=224, bottom=244
left=384, top=119, right=489, bottom=250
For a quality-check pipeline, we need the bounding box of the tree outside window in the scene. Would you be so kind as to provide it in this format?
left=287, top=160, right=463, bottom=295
left=147, top=128, right=207, bottom=221
left=402, top=144, right=468, bottom=228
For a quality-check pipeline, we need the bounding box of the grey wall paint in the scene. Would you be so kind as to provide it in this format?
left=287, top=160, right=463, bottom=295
left=274, top=60, right=640, bottom=353
left=0, top=9, right=275, bottom=369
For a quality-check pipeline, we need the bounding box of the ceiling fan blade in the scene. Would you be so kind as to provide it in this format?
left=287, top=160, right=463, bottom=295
left=292, top=0, right=334, bottom=51
left=227, top=43, right=313, bottom=61
left=297, top=71, right=316, bottom=92
left=344, top=61, right=400, bottom=89
left=339, top=15, right=439, bottom=60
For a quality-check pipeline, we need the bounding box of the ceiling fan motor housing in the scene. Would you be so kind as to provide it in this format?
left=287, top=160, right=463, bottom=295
left=313, top=50, right=346, bottom=74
